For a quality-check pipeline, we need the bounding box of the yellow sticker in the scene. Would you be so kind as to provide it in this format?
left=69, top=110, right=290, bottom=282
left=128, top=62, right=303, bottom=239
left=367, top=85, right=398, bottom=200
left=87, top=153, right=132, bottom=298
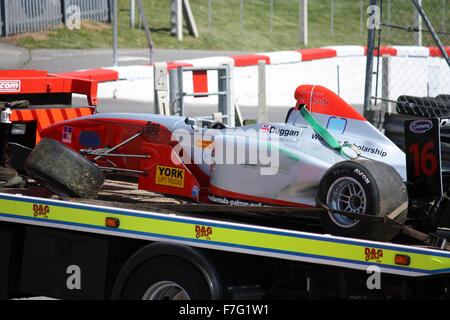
left=155, top=165, right=185, bottom=188
left=195, top=139, right=214, bottom=149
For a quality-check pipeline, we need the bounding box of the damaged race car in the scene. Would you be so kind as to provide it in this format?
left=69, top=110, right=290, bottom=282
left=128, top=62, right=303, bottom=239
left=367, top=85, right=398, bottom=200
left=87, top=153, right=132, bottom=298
left=18, top=84, right=449, bottom=242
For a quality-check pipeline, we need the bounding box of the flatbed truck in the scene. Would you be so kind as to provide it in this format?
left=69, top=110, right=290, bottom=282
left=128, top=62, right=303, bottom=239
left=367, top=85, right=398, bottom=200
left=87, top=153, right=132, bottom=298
left=1, top=70, right=450, bottom=300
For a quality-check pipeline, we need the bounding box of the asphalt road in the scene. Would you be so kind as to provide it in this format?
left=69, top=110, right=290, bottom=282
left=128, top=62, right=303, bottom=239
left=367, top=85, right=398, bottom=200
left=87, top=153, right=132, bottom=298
left=3, top=43, right=248, bottom=73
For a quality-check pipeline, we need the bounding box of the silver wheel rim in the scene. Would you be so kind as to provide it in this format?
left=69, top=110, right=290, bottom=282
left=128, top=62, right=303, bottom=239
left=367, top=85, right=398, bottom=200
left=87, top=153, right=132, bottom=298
left=142, top=281, right=191, bottom=300
left=326, top=177, right=367, bottom=228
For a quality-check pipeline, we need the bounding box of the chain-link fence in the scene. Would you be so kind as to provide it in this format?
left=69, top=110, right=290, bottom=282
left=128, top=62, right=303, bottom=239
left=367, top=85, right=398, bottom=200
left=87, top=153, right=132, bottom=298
left=368, top=0, right=449, bottom=119
left=0, top=0, right=111, bottom=37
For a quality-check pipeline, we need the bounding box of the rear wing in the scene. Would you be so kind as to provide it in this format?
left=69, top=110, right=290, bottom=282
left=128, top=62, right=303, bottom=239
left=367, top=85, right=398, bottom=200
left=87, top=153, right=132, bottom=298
left=0, top=69, right=98, bottom=106
left=0, top=70, right=98, bottom=161
left=404, top=118, right=444, bottom=199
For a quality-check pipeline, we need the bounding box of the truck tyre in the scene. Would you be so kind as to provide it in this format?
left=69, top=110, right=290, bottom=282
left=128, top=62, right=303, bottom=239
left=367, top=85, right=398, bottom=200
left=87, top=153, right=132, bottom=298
left=317, top=159, right=408, bottom=241
left=120, top=256, right=213, bottom=300
left=25, top=138, right=104, bottom=199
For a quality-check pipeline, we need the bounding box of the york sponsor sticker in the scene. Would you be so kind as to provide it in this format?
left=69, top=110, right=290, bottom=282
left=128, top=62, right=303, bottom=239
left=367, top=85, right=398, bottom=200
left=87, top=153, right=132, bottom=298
left=0, top=80, right=21, bottom=93
left=155, top=165, right=185, bottom=188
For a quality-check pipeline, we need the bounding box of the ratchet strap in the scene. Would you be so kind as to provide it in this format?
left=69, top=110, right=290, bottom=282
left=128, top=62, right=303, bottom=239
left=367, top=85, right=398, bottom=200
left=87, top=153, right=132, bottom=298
left=300, top=106, right=360, bottom=160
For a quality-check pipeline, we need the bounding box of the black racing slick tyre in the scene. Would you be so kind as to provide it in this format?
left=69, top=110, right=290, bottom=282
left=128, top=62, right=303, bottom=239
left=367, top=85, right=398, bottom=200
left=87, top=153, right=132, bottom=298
left=25, top=138, right=105, bottom=199
left=317, top=160, right=408, bottom=241
left=120, top=256, right=213, bottom=300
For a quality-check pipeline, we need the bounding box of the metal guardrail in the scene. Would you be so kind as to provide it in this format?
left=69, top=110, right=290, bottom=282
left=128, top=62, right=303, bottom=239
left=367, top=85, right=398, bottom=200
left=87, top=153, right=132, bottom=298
left=0, top=0, right=111, bottom=37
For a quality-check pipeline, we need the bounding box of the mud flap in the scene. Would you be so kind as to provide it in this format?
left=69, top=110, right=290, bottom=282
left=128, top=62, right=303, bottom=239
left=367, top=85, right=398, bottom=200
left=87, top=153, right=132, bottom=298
left=20, top=226, right=109, bottom=299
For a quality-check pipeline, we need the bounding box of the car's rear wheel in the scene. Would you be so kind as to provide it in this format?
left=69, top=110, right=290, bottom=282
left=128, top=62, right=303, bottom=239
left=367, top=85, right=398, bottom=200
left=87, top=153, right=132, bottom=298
left=317, top=159, right=408, bottom=241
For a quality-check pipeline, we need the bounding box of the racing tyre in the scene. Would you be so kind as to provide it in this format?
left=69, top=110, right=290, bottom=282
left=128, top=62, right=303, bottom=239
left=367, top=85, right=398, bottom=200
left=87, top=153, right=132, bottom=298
left=317, top=159, right=408, bottom=241
left=120, top=256, right=213, bottom=300
left=25, top=138, right=105, bottom=199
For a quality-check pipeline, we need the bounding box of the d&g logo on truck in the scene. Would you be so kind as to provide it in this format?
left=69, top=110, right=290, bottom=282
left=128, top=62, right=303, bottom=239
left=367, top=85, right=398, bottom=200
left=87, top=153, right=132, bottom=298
left=195, top=225, right=213, bottom=240
left=364, top=247, right=383, bottom=263
left=33, top=204, right=50, bottom=218
left=155, top=165, right=185, bottom=188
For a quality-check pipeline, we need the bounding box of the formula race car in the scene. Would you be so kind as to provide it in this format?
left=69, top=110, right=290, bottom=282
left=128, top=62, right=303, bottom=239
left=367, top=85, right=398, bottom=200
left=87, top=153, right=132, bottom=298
left=8, top=84, right=449, bottom=242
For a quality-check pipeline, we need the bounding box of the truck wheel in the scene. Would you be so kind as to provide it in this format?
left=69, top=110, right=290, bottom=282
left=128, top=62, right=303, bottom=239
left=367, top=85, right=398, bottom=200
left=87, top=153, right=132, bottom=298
left=317, top=160, right=408, bottom=241
left=25, top=138, right=104, bottom=199
left=121, top=256, right=212, bottom=300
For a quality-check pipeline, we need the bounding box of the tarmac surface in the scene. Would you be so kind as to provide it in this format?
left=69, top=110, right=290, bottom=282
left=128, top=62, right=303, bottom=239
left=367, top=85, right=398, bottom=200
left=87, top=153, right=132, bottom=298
left=0, top=42, right=248, bottom=71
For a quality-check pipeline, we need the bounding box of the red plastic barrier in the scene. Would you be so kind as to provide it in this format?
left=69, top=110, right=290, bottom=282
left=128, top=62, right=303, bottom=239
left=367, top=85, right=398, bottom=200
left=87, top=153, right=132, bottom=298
left=428, top=46, right=450, bottom=57
left=231, top=54, right=270, bottom=67
left=296, top=48, right=337, bottom=61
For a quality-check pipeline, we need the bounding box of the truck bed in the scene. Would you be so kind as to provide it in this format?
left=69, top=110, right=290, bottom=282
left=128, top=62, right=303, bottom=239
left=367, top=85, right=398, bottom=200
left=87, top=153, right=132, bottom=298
left=2, top=176, right=450, bottom=279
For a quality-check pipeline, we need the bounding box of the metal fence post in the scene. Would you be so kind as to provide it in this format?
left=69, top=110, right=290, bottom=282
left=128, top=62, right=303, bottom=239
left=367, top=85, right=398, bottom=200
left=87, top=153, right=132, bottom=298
left=154, top=62, right=170, bottom=115
left=130, top=0, right=135, bottom=28
left=61, top=0, right=67, bottom=25
left=381, top=55, right=391, bottom=113
left=1, top=0, right=8, bottom=37
left=169, top=68, right=180, bottom=115
left=413, top=0, right=422, bottom=46
left=257, top=60, right=267, bottom=124
left=177, top=66, right=185, bottom=117
left=363, top=0, right=378, bottom=119
left=218, top=64, right=233, bottom=126
left=112, top=0, right=118, bottom=66
left=299, top=0, right=308, bottom=45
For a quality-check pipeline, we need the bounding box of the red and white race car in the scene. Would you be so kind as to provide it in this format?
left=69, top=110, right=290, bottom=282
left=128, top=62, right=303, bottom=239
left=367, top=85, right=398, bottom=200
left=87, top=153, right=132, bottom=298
left=2, top=71, right=447, bottom=242
left=24, top=84, right=414, bottom=241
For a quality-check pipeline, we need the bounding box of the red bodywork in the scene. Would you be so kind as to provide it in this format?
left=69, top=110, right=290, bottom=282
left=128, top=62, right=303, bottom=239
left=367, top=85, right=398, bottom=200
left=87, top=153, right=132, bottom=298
left=40, top=117, right=202, bottom=202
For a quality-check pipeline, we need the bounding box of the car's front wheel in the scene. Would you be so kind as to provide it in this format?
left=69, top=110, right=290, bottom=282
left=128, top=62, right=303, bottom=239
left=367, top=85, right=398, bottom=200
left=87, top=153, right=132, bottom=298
left=317, top=159, right=408, bottom=241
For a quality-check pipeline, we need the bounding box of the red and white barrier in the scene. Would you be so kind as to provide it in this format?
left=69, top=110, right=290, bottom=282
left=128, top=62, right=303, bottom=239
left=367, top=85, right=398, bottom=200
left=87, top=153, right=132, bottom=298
left=62, top=45, right=449, bottom=108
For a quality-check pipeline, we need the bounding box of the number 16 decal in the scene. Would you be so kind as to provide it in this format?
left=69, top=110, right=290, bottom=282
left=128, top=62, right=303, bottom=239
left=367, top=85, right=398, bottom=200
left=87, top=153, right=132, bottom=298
left=409, top=142, right=437, bottom=177
left=404, top=118, right=442, bottom=199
